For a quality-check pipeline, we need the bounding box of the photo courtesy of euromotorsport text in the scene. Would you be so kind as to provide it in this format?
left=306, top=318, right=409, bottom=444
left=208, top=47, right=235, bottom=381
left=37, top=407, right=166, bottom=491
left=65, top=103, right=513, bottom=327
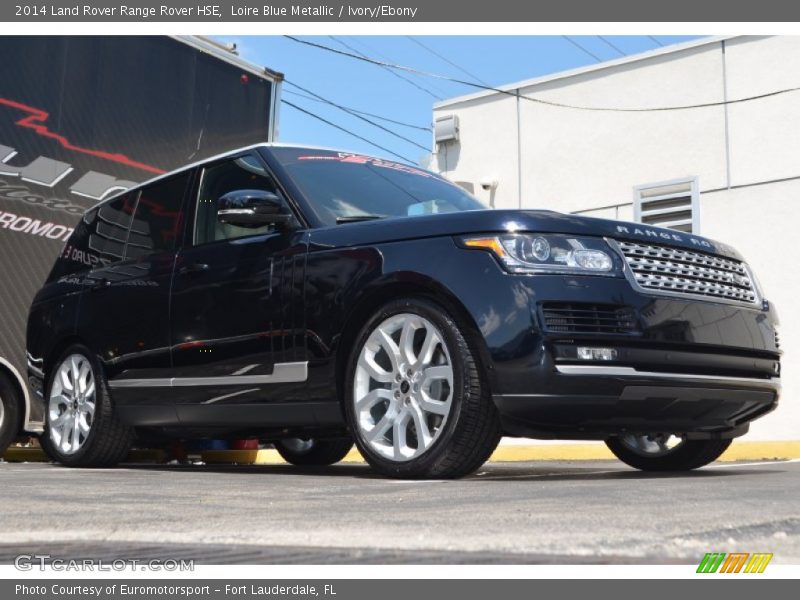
left=0, top=0, right=798, bottom=592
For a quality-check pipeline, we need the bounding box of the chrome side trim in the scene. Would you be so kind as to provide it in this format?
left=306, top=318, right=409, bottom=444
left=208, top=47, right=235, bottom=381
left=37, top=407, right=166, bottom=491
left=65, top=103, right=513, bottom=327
left=202, top=388, right=260, bottom=405
left=109, top=379, right=171, bottom=388
left=555, top=365, right=780, bottom=387
left=108, top=361, right=308, bottom=389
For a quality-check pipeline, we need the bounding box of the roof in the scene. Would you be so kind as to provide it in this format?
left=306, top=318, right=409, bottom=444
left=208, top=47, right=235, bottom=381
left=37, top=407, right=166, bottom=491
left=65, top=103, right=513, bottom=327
left=434, top=35, right=745, bottom=109
left=86, top=143, right=402, bottom=212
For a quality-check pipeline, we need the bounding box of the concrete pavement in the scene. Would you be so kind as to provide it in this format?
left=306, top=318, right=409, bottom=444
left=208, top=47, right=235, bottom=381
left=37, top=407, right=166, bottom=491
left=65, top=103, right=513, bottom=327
left=1, top=459, right=798, bottom=564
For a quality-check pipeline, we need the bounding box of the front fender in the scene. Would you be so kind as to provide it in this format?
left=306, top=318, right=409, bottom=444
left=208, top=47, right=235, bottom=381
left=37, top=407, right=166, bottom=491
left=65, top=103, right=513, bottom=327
left=304, top=235, right=538, bottom=399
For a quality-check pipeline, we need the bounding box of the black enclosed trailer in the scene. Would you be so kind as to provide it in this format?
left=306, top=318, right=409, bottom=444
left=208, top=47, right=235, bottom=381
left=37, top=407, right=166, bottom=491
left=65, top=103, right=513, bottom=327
left=0, top=35, right=282, bottom=447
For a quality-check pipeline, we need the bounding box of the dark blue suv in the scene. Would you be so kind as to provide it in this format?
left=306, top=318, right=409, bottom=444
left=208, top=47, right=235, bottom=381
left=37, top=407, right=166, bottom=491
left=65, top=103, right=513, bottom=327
left=26, top=144, right=781, bottom=478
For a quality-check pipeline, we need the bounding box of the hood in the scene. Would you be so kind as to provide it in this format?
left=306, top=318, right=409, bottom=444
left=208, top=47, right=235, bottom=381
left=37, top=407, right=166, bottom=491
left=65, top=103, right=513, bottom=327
left=308, top=209, right=743, bottom=260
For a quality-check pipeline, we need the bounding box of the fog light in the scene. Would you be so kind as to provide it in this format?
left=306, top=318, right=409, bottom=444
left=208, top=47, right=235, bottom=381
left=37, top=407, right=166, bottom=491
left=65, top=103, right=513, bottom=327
left=577, top=347, right=618, bottom=361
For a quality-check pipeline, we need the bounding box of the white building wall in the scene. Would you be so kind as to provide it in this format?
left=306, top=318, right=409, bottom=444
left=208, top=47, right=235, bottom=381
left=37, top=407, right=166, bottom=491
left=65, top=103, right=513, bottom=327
left=433, top=35, right=798, bottom=441
left=435, top=94, right=521, bottom=205
left=701, top=181, right=797, bottom=440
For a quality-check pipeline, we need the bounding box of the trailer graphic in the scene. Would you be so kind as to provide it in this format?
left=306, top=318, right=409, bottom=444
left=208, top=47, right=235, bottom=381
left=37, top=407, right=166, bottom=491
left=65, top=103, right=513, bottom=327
left=0, top=35, right=282, bottom=449
left=1, top=97, right=165, bottom=175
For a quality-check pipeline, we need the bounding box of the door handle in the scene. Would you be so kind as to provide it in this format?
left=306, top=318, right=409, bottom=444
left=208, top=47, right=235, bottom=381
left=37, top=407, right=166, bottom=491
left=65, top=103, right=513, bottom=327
left=86, top=277, right=110, bottom=291
left=178, top=263, right=210, bottom=276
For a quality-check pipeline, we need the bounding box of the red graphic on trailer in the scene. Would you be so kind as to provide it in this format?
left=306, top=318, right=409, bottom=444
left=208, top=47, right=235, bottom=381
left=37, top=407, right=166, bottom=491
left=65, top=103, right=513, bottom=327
left=0, top=97, right=165, bottom=175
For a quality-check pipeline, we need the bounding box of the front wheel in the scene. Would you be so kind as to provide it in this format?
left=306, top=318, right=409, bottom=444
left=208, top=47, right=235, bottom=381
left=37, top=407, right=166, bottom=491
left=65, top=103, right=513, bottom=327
left=606, top=434, right=732, bottom=471
left=274, top=438, right=353, bottom=466
left=40, top=345, right=133, bottom=467
left=344, top=297, right=502, bottom=479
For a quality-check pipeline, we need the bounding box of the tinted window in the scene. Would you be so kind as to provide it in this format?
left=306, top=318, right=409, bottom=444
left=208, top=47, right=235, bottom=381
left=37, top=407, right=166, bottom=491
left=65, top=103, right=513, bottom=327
left=47, top=192, right=137, bottom=280
left=194, top=154, right=284, bottom=245
left=126, top=173, right=190, bottom=259
left=270, top=148, right=485, bottom=226
left=90, top=192, right=137, bottom=262
left=46, top=211, right=95, bottom=281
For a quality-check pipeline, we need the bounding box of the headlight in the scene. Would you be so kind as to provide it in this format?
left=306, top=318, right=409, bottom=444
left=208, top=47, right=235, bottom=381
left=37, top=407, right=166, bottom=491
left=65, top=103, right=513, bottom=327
left=460, top=234, right=622, bottom=276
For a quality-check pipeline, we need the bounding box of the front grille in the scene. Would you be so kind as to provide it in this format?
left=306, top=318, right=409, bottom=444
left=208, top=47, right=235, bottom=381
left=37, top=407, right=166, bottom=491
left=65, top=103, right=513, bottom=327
left=541, top=303, right=640, bottom=335
left=615, top=240, right=758, bottom=306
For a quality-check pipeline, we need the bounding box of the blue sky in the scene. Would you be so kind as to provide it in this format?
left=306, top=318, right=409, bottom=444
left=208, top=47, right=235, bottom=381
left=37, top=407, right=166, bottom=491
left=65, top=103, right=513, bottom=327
left=215, top=35, right=701, bottom=164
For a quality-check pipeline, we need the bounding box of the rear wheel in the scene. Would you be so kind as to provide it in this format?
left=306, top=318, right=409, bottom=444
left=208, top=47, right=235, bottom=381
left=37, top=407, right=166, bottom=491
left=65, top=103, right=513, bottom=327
left=274, top=438, right=353, bottom=466
left=345, top=297, right=502, bottom=479
left=0, top=372, right=22, bottom=455
left=606, top=434, right=732, bottom=471
left=40, top=345, right=133, bottom=467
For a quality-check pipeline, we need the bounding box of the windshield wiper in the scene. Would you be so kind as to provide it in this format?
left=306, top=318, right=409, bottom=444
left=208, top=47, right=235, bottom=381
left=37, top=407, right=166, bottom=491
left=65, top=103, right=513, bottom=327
left=335, top=215, right=385, bottom=224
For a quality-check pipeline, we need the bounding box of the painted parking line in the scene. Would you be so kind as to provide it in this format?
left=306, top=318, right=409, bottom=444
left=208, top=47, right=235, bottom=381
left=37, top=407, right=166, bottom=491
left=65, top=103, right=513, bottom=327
left=4, top=442, right=800, bottom=466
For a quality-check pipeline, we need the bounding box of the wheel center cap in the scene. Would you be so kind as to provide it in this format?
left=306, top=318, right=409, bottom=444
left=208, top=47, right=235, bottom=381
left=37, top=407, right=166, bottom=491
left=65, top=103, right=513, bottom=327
left=400, top=380, right=410, bottom=394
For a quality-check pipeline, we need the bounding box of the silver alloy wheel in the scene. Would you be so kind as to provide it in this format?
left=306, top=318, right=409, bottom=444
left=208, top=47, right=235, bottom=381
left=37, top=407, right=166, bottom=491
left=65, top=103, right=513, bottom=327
left=281, top=438, right=315, bottom=454
left=619, top=433, right=685, bottom=457
left=0, top=393, right=5, bottom=431
left=48, top=354, right=96, bottom=455
left=353, top=313, right=454, bottom=462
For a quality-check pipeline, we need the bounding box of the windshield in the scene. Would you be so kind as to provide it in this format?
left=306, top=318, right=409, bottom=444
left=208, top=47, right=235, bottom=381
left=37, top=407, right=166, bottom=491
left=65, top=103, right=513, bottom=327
left=269, top=148, right=486, bottom=226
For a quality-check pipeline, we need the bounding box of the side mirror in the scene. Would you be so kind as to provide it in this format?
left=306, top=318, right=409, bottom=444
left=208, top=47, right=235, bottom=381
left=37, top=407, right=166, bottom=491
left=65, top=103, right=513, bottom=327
left=217, top=189, right=292, bottom=227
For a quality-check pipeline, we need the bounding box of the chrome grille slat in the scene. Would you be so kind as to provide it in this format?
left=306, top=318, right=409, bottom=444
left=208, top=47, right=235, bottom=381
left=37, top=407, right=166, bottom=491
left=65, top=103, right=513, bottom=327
left=616, top=240, right=758, bottom=306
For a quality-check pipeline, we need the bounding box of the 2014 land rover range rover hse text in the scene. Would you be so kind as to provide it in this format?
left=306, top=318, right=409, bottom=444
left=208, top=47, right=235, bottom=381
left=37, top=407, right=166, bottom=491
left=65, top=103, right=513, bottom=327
left=26, top=144, right=782, bottom=478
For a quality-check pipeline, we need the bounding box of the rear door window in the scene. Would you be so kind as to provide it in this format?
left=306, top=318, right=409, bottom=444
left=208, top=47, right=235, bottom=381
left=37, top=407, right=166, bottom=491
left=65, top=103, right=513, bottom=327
left=126, top=172, right=191, bottom=259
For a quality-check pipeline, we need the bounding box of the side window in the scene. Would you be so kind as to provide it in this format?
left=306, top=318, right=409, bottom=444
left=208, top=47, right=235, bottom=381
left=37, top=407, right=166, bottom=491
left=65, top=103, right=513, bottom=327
left=50, top=191, right=135, bottom=280
left=194, top=154, right=285, bottom=245
left=126, top=172, right=191, bottom=259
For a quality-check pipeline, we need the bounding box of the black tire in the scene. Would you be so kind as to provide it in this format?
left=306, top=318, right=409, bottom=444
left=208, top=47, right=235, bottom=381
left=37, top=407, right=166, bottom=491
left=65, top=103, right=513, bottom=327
left=606, top=436, right=732, bottom=471
left=0, top=372, right=22, bottom=455
left=344, top=297, right=502, bottom=479
left=274, top=438, right=353, bottom=466
left=40, top=345, right=133, bottom=467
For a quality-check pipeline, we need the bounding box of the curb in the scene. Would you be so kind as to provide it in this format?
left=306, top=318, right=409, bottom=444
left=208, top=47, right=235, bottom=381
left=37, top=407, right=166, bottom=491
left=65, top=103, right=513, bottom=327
left=4, top=441, right=800, bottom=465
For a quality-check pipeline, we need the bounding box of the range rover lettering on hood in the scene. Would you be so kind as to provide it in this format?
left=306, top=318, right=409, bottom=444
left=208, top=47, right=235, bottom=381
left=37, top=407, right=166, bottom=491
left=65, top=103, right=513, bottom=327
left=614, top=224, right=735, bottom=256
left=614, top=224, right=709, bottom=246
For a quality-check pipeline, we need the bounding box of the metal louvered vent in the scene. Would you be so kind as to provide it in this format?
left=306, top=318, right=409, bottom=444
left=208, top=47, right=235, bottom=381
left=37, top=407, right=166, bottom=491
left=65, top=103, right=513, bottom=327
left=616, top=240, right=758, bottom=306
left=541, top=303, right=640, bottom=335
left=634, top=179, right=697, bottom=233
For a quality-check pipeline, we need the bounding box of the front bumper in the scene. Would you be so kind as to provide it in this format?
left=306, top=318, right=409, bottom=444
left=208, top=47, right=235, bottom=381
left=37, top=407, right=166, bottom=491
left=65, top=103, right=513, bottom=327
left=461, top=264, right=781, bottom=440
left=385, top=238, right=782, bottom=440
left=494, top=361, right=780, bottom=439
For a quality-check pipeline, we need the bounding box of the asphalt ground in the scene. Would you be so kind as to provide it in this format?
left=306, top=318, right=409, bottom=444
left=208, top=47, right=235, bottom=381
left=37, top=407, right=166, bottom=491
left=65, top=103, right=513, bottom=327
left=1, top=459, right=798, bottom=564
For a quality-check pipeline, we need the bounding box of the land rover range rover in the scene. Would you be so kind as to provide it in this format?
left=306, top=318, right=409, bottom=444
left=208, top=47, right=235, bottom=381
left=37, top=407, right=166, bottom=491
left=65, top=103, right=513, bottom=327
left=26, top=144, right=782, bottom=478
